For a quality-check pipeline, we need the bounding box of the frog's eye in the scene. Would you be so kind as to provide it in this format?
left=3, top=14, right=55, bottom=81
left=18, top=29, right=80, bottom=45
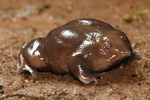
left=104, top=42, right=111, bottom=49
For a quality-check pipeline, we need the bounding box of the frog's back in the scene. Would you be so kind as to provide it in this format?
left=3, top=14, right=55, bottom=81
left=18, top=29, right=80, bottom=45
left=43, top=18, right=117, bottom=74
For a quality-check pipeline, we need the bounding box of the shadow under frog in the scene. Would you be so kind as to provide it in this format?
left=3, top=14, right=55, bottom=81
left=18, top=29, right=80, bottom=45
left=17, top=18, right=133, bottom=84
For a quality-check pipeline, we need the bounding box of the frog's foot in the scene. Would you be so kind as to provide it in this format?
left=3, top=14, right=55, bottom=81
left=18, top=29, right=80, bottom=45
left=78, top=75, right=98, bottom=84
left=17, top=54, right=38, bottom=81
left=68, top=56, right=98, bottom=84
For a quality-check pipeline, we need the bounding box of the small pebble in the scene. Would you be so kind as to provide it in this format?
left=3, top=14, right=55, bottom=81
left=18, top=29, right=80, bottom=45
left=0, top=85, right=3, bottom=89
left=0, top=90, right=4, bottom=94
left=24, top=79, right=29, bottom=83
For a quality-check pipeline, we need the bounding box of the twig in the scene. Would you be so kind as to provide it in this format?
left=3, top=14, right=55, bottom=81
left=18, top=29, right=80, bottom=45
left=123, top=9, right=150, bottom=23
left=108, top=82, right=126, bottom=99
left=0, top=93, right=45, bottom=100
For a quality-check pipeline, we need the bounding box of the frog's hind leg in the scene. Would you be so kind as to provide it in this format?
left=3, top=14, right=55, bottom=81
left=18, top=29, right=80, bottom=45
left=17, top=54, right=38, bottom=81
left=67, top=56, right=98, bottom=84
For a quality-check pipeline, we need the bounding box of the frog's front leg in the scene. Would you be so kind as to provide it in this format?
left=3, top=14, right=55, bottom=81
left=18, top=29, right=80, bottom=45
left=17, top=53, right=38, bottom=81
left=67, top=56, right=98, bottom=84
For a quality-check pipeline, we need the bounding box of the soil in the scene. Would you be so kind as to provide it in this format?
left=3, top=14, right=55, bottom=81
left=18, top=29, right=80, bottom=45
left=0, top=0, right=150, bottom=100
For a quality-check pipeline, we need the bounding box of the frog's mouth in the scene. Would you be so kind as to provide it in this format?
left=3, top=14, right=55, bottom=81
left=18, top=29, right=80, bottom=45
left=89, top=50, right=132, bottom=72
left=108, top=50, right=131, bottom=63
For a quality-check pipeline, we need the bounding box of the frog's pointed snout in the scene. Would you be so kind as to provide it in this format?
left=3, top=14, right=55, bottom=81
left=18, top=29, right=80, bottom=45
left=124, top=50, right=132, bottom=58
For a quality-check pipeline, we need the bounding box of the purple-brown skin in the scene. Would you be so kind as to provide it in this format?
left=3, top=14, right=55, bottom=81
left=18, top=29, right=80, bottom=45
left=17, top=18, right=133, bottom=84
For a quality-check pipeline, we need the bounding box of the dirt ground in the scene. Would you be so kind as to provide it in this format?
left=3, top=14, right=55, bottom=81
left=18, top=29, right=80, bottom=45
left=0, top=0, right=150, bottom=100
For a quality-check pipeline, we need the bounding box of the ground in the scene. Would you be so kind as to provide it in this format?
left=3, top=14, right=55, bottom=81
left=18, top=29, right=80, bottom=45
left=0, top=0, right=150, bottom=100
